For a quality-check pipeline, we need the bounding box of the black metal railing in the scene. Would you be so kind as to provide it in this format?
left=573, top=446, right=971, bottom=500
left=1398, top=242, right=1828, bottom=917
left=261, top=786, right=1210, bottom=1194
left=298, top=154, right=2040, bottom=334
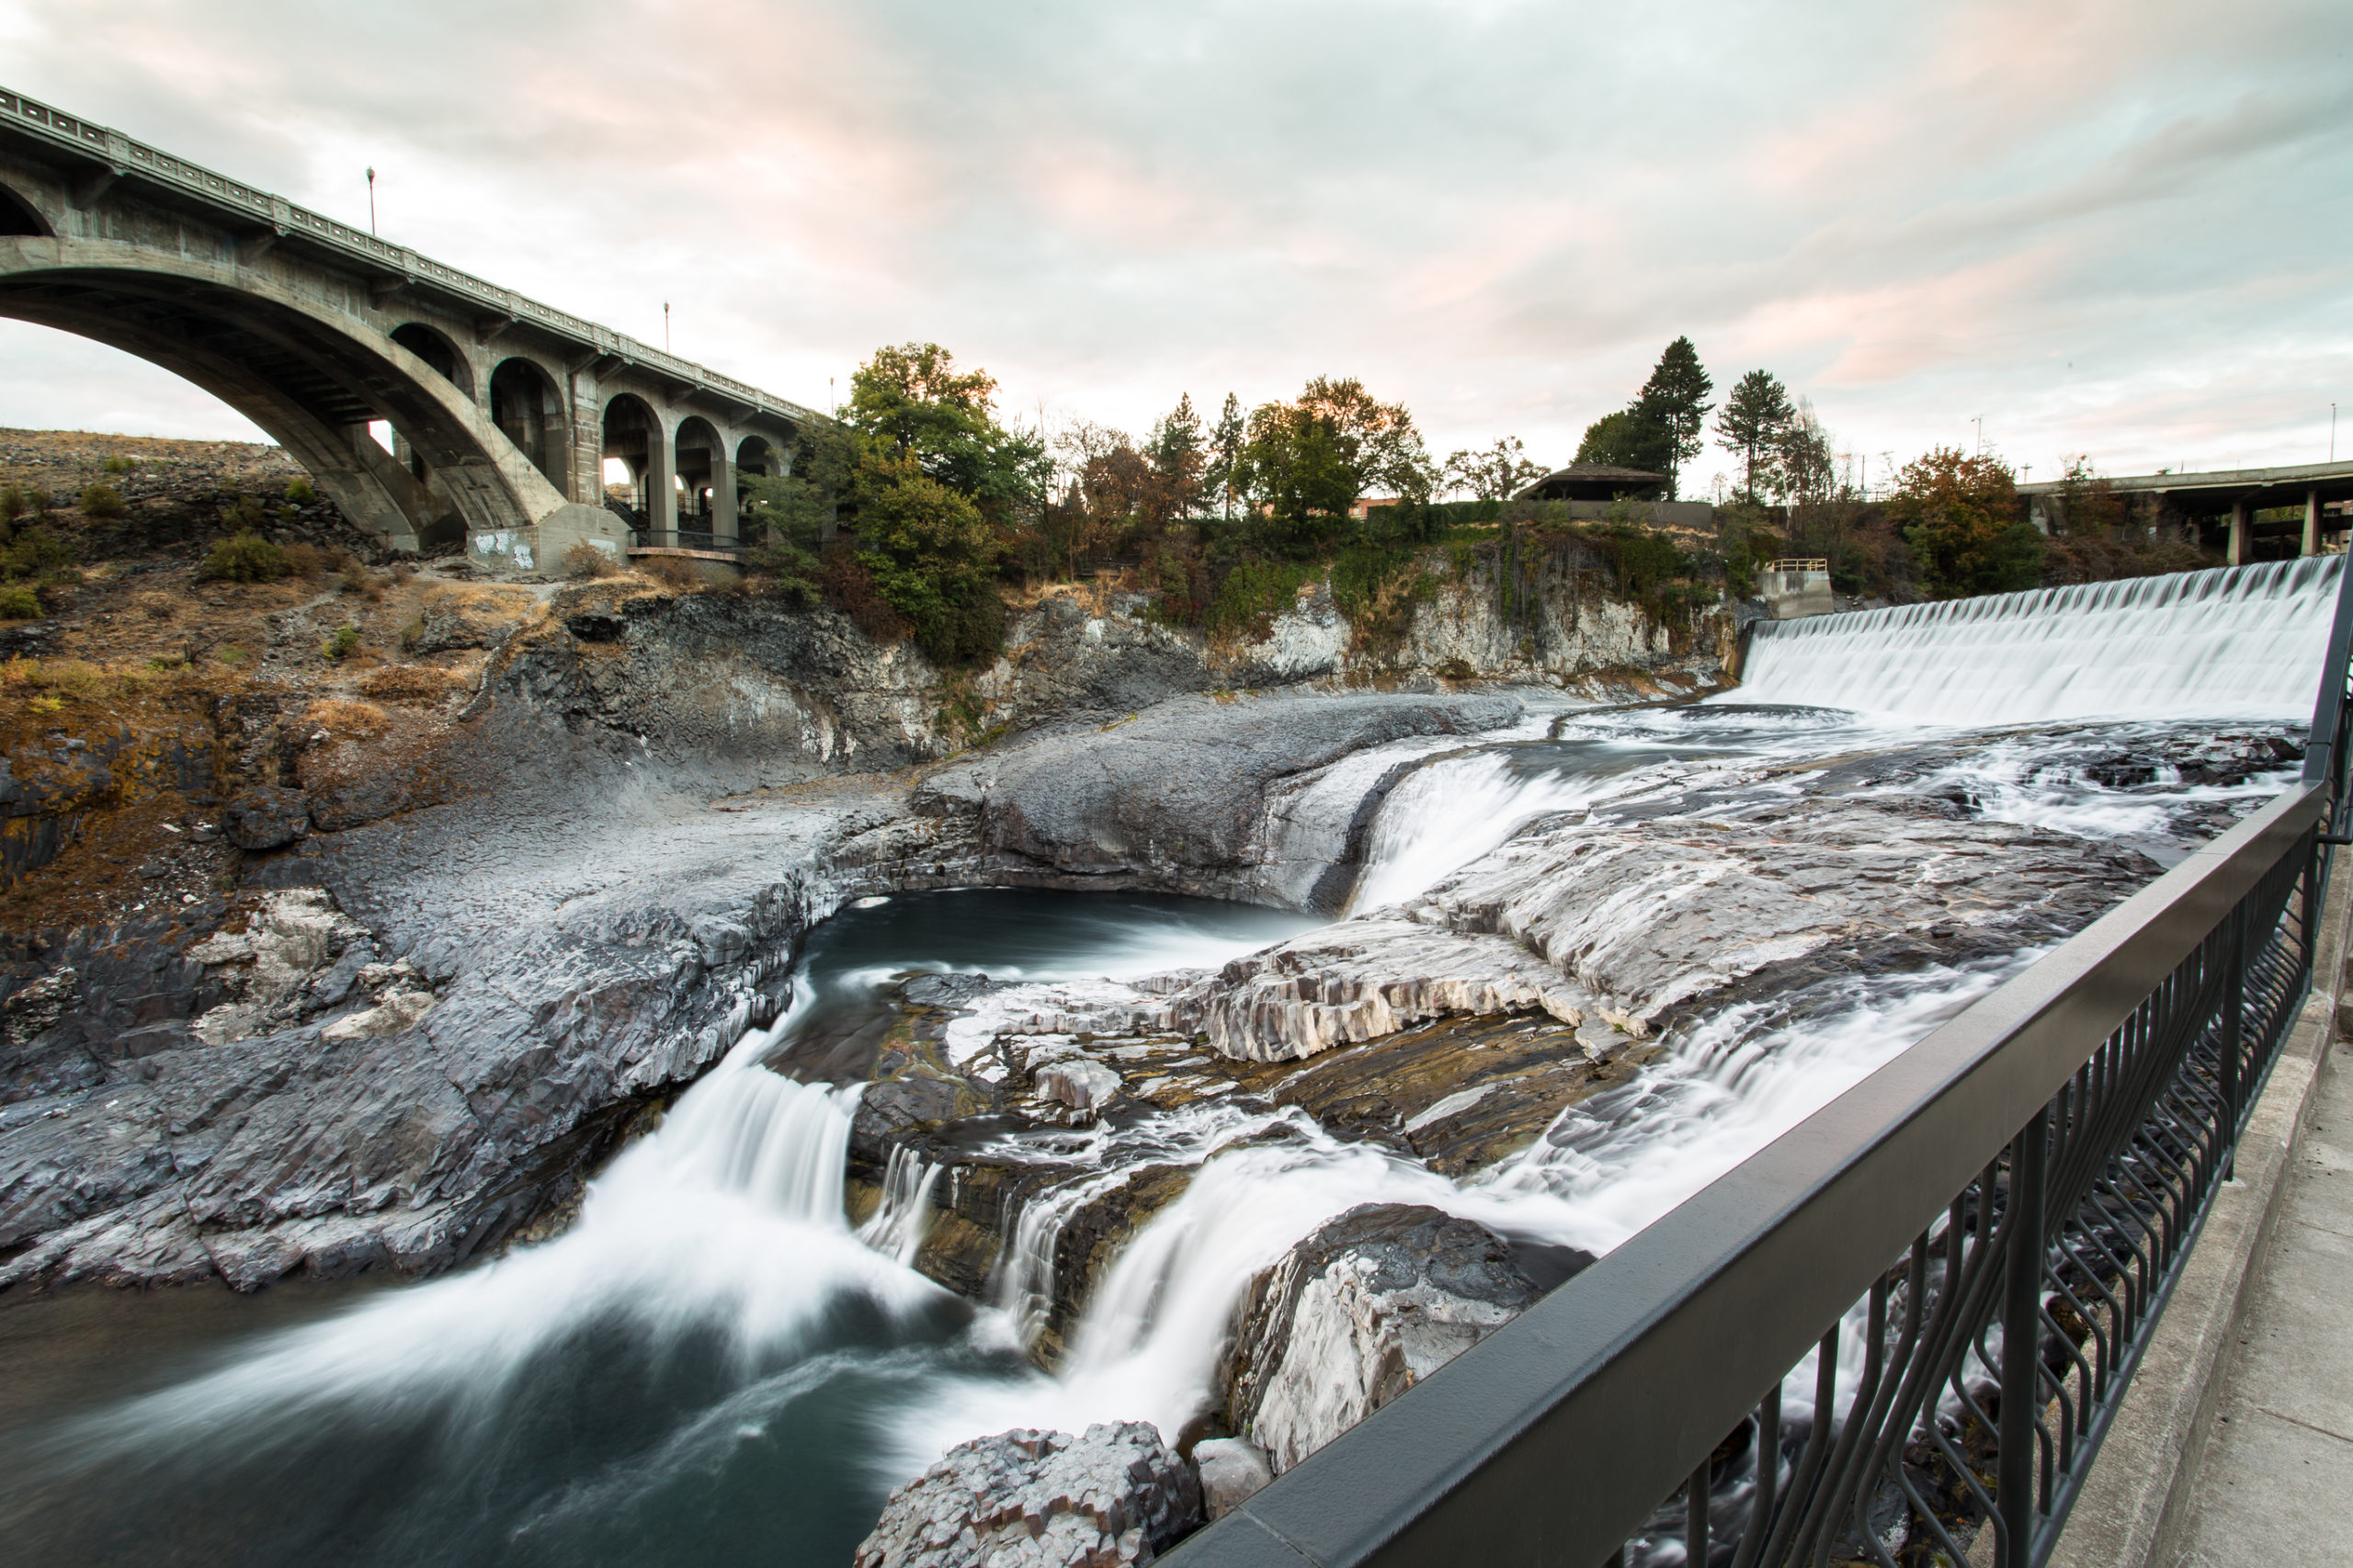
left=1169, top=561, right=2353, bottom=1568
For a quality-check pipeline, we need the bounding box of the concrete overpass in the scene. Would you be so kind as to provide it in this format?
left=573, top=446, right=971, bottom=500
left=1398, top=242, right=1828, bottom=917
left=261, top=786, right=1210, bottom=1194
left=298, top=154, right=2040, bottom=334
left=2019, top=459, right=2353, bottom=566
left=0, top=84, right=819, bottom=566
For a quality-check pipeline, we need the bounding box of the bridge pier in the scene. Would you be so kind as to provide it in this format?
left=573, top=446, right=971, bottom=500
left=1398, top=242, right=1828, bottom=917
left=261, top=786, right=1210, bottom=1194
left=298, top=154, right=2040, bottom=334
left=2305, top=489, right=2322, bottom=556
left=2228, top=497, right=2249, bottom=566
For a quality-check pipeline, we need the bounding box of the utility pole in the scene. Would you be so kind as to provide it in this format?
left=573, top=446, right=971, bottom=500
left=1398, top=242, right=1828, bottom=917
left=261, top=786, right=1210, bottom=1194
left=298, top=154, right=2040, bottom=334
left=663, top=302, right=670, bottom=353
left=2333, top=403, right=2338, bottom=462
left=366, top=167, right=376, bottom=235
left=1972, top=415, right=1984, bottom=456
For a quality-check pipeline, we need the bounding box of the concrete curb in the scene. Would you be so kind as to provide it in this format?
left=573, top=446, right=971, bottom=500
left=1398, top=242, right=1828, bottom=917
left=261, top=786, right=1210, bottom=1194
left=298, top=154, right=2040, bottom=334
left=2049, top=863, right=2353, bottom=1568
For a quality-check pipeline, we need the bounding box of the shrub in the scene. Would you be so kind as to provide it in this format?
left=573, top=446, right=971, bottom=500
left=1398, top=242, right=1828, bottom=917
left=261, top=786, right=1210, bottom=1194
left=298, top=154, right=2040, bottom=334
left=79, top=483, right=127, bottom=519
left=219, top=494, right=268, bottom=531
left=0, top=527, right=70, bottom=580
left=285, top=476, right=318, bottom=505
left=283, top=543, right=327, bottom=576
left=216, top=643, right=251, bottom=666
left=341, top=564, right=381, bottom=600
left=637, top=554, right=703, bottom=588
left=322, top=624, right=362, bottom=661
left=1205, top=558, right=1312, bottom=641
left=563, top=540, right=620, bottom=580
left=199, top=530, right=291, bottom=583
left=0, top=485, right=23, bottom=523
left=100, top=456, right=133, bottom=474
left=0, top=585, right=40, bottom=619
left=136, top=590, right=178, bottom=620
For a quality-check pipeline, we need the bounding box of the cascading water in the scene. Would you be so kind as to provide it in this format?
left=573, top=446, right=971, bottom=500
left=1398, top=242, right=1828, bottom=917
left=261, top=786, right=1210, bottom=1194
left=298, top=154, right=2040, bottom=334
left=1730, top=556, right=2343, bottom=723
left=7, top=561, right=2336, bottom=1566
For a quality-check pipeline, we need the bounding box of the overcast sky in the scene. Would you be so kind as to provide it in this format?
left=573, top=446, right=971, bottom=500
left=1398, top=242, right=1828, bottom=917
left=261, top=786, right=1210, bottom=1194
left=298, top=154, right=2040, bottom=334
left=1, top=0, right=2347, bottom=491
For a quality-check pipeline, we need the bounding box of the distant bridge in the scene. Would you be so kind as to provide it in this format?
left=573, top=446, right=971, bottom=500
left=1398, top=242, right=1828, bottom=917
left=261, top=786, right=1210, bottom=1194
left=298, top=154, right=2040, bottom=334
left=2019, top=459, right=2353, bottom=566
left=0, top=85, right=819, bottom=563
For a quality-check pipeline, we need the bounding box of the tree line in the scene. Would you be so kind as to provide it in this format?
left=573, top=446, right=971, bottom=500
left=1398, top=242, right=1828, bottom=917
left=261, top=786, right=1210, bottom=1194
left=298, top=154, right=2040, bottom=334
left=733, top=339, right=2218, bottom=665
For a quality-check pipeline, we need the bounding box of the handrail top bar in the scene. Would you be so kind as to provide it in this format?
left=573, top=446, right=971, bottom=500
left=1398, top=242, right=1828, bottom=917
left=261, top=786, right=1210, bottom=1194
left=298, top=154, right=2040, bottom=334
left=0, top=83, right=824, bottom=430
left=1176, top=779, right=2329, bottom=1568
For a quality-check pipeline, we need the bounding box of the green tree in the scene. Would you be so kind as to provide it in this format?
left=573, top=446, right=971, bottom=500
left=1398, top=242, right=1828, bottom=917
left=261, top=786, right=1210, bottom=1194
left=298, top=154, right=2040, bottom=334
left=1631, top=335, right=1714, bottom=494
left=1575, top=409, right=1676, bottom=477
left=1236, top=378, right=1429, bottom=555
left=1715, top=369, right=1796, bottom=503
left=1887, top=446, right=2040, bottom=598
left=855, top=452, right=1006, bottom=662
left=1774, top=398, right=1835, bottom=506
left=1442, top=437, right=1543, bottom=502
left=1204, top=392, right=1245, bottom=523
left=1146, top=393, right=1206, bottom=524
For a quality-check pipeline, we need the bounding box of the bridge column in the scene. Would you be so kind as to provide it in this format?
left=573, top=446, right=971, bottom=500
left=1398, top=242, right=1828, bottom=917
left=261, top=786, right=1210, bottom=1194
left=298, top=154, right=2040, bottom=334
left=2229, top=497, right=2248, bottom=566
left=646, top=421, right=677, bottom=544
left=710, top=442, right=736, bottom=544
left=2306, top=489, right=2322, bottom=557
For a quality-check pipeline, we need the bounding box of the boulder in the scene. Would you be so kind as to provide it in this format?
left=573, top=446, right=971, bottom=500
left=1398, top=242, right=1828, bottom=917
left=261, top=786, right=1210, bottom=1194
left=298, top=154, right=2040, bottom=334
left=855, top=1422, right=1202, bottom=1568
left=1223, top=1204, right=1540, bottom=1473
left=1191, top=1437, right=1273, bottom=1519
left=1037, top=1057, right=1121, bottom=1112
left=222, top=787, right=312, bottom=850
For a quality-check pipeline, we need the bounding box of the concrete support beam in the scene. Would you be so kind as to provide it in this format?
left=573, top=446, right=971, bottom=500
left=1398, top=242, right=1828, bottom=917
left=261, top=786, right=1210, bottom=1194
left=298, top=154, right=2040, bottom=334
left=645, top=417, right=676, bottom=542
left=2306, top=489, right=2322, bottom=557
left=710, top=441, right=736, bottom=543
left=2229, top=497, right=2249, bottom=566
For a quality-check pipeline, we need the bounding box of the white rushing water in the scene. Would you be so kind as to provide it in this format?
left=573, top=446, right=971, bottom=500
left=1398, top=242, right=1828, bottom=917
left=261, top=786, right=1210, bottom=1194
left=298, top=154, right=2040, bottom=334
left=1732, top=556, right=2343, bottom=724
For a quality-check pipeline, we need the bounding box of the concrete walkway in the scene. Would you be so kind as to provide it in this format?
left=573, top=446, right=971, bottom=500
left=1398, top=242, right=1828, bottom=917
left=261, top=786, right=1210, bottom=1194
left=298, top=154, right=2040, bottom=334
left=2164, top=1029, right=2353, bottom=1565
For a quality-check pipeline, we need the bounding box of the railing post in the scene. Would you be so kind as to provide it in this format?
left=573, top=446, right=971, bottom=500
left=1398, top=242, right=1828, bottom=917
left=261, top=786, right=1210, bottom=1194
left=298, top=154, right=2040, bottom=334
left=1686, top=1457, right=1710, bottom=1567
left=2221, top=903, right=2245, bottom=1176
left=1999, top=1108, right=2049, bottom=1567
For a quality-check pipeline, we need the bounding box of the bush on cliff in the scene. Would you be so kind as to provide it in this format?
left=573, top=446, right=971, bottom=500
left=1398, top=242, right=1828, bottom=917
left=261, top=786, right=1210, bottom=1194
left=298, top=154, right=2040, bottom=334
left=199, top=530, right=292, bottom=583
left=0, top=584, right=39, bottom=619
left=78, top=483, right=127, bottom=519
left=1887, top=448, right=2041, bottom=599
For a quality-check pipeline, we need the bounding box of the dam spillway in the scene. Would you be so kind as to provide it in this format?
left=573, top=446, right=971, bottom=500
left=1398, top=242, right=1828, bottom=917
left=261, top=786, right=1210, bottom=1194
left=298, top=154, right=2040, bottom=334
left=1733, top=555, right=2344, bottom=724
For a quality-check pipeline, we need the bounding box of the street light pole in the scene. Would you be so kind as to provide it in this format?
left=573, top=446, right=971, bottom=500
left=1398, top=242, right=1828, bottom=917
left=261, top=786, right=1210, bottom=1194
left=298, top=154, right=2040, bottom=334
left=366, top=167, right=376, bottom=235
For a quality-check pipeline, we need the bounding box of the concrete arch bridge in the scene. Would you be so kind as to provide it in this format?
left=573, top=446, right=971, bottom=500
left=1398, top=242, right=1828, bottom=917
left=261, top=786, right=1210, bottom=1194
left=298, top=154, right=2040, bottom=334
left=0, top=85, right=819, bottom=568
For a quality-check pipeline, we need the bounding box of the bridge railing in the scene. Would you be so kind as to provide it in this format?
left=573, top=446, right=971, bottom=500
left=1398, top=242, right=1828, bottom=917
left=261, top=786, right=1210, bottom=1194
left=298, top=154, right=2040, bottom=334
left=1167, top=562, right=2353, bottom=1568
left=0, top=85, right=821, bottom=429
left=629, top=530, right=746, bottom=554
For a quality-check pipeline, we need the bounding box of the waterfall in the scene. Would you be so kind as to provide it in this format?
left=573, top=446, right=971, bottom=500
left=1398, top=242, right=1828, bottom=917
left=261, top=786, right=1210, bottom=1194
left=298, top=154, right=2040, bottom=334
left=858, top=1146, right=944, bottom=1267
left=1730, top=556, right=2343, bottom=723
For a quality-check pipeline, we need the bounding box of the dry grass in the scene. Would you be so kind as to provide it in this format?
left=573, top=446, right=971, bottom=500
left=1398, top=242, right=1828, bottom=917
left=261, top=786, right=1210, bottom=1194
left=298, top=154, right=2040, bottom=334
left=134, top=590, right=179, bottom=621
left=301, top=698, right=391, bottom=738
left=359, top=663, right=466, bottom=704
left=634, top=555, right=703, bottom=589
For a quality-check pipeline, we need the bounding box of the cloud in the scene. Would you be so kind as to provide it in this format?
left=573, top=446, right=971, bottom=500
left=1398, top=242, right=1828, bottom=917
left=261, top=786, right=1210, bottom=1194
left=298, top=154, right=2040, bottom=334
left=0, top=0, right=2346, bottom=481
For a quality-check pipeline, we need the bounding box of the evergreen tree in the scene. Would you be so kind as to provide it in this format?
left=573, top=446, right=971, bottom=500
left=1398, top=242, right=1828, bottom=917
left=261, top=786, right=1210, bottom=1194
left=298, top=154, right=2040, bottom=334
left=1714, top=369, right=1796, bottom=503
left=1204, top=392, right=1245, bottom=521
left=1631, top=335, right=1714, bottom=496
left=1146, top=392, right=1205, bottom=520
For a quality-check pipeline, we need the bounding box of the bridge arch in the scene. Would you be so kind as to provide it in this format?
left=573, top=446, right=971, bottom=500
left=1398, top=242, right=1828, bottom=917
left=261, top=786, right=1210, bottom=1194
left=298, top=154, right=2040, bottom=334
left=676, top=415, right=726, bottom=525
left=0, top=182, right=49, bottom=237
left=490, top=355, right=568, bottom=493
left=0, top=236, right=572, bottom=549
left=390, top=322, right=471, bottom=398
